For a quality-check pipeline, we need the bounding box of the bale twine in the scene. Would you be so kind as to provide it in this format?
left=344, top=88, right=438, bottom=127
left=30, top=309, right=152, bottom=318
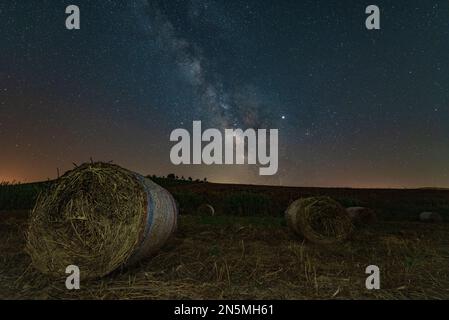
left=419, top=212, right=443, bottom=223
left=346, top=207, right=377, bottom=226
left=285, top=197, right=353, bottom=245
left=197, top=203, right=215, bottom=216
left=26, top=162, right=178, bottom=280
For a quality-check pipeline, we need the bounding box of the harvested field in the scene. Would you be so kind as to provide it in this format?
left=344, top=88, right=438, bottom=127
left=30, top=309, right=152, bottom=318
left=1, top=210, right=449, bottom=300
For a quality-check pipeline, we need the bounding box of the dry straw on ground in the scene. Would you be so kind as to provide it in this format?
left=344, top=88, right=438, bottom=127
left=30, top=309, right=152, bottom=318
left=4, top=214, right=449, bottom=300
left=286, top=197, right=353, bottom=245
left=26, top=162, right=177, bottom=280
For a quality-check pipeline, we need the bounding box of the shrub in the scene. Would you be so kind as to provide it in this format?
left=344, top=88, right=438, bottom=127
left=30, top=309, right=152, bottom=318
left=221, top=192, right=273, bottom=216
left=171, top=191, right=205, bottom=215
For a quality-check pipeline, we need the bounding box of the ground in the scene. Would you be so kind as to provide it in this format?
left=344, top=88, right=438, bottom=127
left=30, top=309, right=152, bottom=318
left=1, top=211, right=448, bottom=299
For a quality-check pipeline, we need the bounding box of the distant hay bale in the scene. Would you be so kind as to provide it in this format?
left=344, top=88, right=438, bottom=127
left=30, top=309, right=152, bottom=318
left=419, top=212, right=443, bottom=223
left=26, top=162, right=178, bottom=280
left=285, top=197, right=353, bottom=245
left=197, top=203, right=215, bottom=216
left=346, top=207, right=377, bottom=225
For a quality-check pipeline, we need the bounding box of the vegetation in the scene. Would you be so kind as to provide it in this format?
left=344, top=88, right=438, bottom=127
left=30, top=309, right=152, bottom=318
left=1, top=176, right=449, bottom=299
left=0, top=181, right=51, bottom=211
left=220, top=192, right=273, bottom=216
left=1, top=180, right=449, bottom=221
left=148, top=174, right=208, bottom=188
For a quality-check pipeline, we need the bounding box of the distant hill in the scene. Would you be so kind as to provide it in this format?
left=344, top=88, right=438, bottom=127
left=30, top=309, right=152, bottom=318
left=1, top=179, right=449, bottom=221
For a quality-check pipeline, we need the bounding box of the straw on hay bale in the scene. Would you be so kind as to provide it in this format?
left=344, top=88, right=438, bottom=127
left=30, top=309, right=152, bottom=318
left=285, top=196, right=353, bottom=245
left=197, top=203, right=215, bottom=216
left=26, top=162, right=178, bottom=280
left=419, top=212, right=443, bottom=223
left=346, top=207, right=377, bottom=225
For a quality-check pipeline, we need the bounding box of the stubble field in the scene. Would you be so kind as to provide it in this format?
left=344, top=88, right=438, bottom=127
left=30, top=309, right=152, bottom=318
left=1, top=210, right=448, bottom=300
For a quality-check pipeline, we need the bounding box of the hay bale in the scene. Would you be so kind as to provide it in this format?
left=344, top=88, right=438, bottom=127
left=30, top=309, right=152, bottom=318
left=26, top=162, right=178, bottom=280
left=197, top=204, right=215, bottom=216
left=285, top=197, right=353, bottom=245
left=346, top=207, right=377, bottom=225
left=419, top=212, right=443, bottom=223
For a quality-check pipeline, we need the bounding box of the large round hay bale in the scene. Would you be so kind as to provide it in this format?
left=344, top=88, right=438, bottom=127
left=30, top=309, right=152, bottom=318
left=419, top=212, right=443, bottom=223
left=346, top=207, right=377, bottom=225
left=197, top=203, right=215, bottom=216
left=285, top=197, right=353, bottom=245
left=26, top=162, right=178, bottom=279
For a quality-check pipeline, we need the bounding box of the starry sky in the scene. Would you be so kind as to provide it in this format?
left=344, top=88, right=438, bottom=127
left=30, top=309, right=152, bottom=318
left=1, top=0, right=449, bottom=188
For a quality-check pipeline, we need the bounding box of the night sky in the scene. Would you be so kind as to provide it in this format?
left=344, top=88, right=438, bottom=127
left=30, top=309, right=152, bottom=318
left=1, top=0, right=449, bottom=188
